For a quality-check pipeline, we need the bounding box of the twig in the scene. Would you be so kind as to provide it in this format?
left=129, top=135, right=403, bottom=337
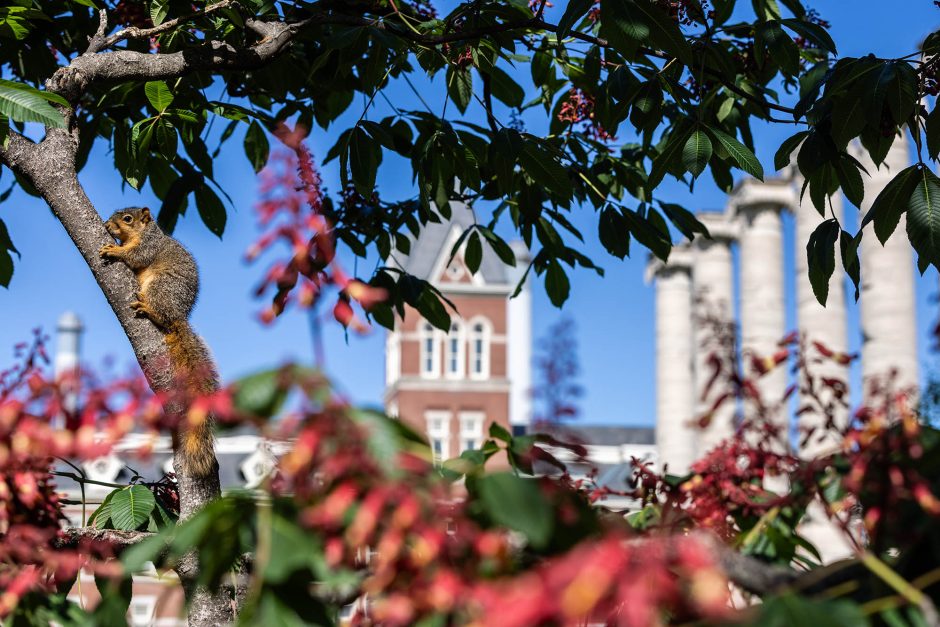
left=93, top=0, right=236, bottom=52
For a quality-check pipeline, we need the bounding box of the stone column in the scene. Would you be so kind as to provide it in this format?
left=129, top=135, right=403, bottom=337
left=793, top=187, right=850, bottom=458
left=855, top=133, right=919, bottom=396
left=734, top=179, right=797, bottom=447
left=648, top=247, right=697, bottom=473
left=691, top=211, right=738, bottom=455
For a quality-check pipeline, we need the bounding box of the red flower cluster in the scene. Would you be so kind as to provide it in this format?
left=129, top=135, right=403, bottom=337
left=248, top=124, right=386, bottom=330
left=557, top=89, right=615, bottom=142
left=259, top=369, right=732, bottom=626
left=471, top=534, right=729, bottom=627
left=0, top=333, right=128, bottom=617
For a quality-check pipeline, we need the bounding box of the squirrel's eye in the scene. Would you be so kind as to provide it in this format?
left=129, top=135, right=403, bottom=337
left=122, top=215, right=133, bottom=224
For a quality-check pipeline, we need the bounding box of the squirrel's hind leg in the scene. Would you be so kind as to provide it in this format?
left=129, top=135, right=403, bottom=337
left=130, top=299, right=170, bottom=329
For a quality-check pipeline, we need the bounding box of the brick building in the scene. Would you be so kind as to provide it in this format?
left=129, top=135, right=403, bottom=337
left=384, top=201, right=533, bottom=459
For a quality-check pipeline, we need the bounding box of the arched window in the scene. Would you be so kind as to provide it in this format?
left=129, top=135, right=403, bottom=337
left=445, top=321, right=465, bottom=379
left=420, top=322, right=440, bottom=378
left=468, top=318, right=491, bottom=379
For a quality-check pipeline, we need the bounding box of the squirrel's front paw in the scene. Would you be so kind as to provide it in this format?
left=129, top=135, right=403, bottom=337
left=99, top=243, right=120, bottom=259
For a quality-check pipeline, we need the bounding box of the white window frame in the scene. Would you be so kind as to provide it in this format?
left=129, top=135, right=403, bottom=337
left=459, top=411, right=485, bottom=453
left=425, top=410, right=451, bottom=463
left=385, top=331, right=401, bottom=385
left=419, top=322, right=441, bottom=379
left=128, top=595, right=157, bottom=627
left=444, top=320, right=465, bottom=379
left=468, top=317, right=492, bottom=380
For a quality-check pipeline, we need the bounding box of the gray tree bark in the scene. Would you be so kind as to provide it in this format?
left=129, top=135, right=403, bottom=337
left=0, top=9, right=311, bottom=620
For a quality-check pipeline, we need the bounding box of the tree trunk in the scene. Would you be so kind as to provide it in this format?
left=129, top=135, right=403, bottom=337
left=1, top=127, right=233, bottom=625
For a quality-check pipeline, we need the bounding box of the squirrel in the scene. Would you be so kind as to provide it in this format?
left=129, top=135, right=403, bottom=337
left=99, top=207, right=217, bottom=478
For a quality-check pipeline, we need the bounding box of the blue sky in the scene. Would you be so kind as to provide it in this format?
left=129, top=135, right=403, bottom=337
left=1, top=1, right=939, bottom=426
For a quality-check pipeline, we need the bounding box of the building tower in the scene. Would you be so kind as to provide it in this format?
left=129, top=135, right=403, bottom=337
left=55, top=311, right=84, bottom=428
left=384, top=202, right=531, bottom=462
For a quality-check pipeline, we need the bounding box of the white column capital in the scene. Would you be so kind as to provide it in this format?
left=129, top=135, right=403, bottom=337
left=694, top=211, right=738, bottom=246
left=645, top=246, right=694, bottom=284
left=730, top=177, right=799, bottom=216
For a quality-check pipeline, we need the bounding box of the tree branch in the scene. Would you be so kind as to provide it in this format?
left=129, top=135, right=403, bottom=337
left=92, top=1, right=237, bottom=53
left=56, top=527, right=156, bottom=553
left=48, top=16, right=311, bottom=101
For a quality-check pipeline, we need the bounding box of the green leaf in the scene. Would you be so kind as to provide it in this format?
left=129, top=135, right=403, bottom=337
left=648, top=120, right=694, bottom=188
left=604, top=0, right=694, bottom=66
left=860, top=164, right=920, bottom=244
left=349, top=126, right=381, bottom=195
left=477, top=473, right=553, bottom=549
left=757, top=22, right=800, bottom=76
left=519, top=141, right=572, bottom=199
left=150, top=0, right=169, bottom=25
left=779, top=18, right=837, bottom=54
left=926, top=105, right=940, bottom=161
left=194, top=185, right=226, bottom=238
left=755, top=595, right=867, bottom=627
left=0, top=79, right=66, bottom=128
left=477, top=226, right=518, bottom=266
left=153, top=119, right=177, bottom=161
left=465, top=231, right=482, bottom=274
left=0, top=217, right=17, bottom=289
left=830, top=89, right=867, bottom=148
left=0, top=249, right=11, bottom=288
left=233, top=368, right=290, bottom=419
left=244, top=121, right=270, bottom=173
left=840, top=229, right=862, bottom=300
left=109, top=485, right=156, bottom=531
left=806, top=218, right=840, bottom=306
left=775, top=131, right=809, bottom=171
left=557, top=0, right=593, bottom=39
left=661, top=202, right=709, bottom=241
left=708, top=127, right=764, bottom=180
left=681, top=130, right=712, bottom=178
left=834, top=155, right=864, bottom=208
left=544, top=259, right=570, bottom=307
left=88, top=488, right=119, bottom=529
left=144, top=81, right=174, bottom=112
left=598, top=205, right=630, bottom=259
left=622, top=208, right=672, bottom=261
left=907, top=168, right=940, bottom=272
left=486, top=66, right=524, bottom=108
left=489, top=422, right=512, bottom=442
left=446, top=66, right=472, bottom=114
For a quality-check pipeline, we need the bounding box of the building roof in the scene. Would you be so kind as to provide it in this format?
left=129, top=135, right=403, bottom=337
left=395, top=200, right=509, bottom=285
left=537, top=423, right=656, bottom=446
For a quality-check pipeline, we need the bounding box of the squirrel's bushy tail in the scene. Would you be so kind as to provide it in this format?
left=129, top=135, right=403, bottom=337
left=166, top=320, right=218, bottom=478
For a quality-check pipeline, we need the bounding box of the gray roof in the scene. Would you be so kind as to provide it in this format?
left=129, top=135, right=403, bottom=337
left=536, top=423, right=656, bottom=446
left=397, top=201, right=509, bottom=285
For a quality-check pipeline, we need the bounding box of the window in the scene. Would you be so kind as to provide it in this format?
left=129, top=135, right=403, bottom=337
left=468, top=318, right=491, bottom=379
left=445, top=321, right=465, bottom=379
left=386, top=332, right=400, bottom=385
left=425, top=411, right=451, bottom=463
left=459, top=412, right=485, bottom=452
left=128, top=596, right=156, bottom=627
left=420, top=322, right=440, bottom=378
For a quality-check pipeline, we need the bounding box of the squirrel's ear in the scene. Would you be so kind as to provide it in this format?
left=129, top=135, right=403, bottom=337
left=141, top=207, right=152, bottom=223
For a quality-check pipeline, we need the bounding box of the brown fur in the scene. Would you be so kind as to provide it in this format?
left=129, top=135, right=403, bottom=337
left=100, top=207, right=217, bottom=478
